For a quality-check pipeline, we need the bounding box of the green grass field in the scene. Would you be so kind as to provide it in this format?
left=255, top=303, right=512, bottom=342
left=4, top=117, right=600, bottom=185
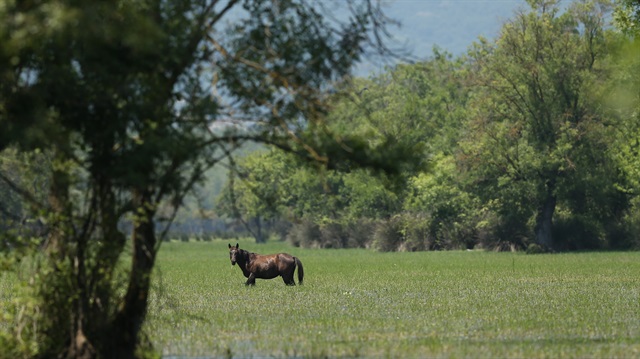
left=145, top=240, right=640, bottom=358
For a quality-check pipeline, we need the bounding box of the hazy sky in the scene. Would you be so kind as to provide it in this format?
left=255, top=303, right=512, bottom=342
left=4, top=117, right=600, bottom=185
left=358, top=0, right=528, bottom=75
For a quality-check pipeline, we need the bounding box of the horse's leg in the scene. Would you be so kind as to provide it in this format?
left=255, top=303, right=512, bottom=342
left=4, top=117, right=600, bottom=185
left=245, top=273, right=256, bottom=286
left=282, top=276, right=295, bottom=286
left=281, top=269, right=295, bottom=286
left=281, top=274, right=295, bottom=286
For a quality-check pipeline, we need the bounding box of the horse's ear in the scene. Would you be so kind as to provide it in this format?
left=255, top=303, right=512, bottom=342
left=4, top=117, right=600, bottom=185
left=235, top=243, right=239, bottom=249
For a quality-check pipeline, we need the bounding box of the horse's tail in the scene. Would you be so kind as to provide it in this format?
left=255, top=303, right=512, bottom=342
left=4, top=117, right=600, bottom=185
left=294, top=257, right=304, bottom=285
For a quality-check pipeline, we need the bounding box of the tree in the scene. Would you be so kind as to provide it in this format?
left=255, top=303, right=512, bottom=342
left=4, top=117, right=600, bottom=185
left=217, top=52, right=472, bottom=249
left=614, top=0, right=640, bottom=36
left=609, top=0, right=640, bottom=247
left=0, top=1, right=410, bottom=358
left=216, top=147, right=399, bottom=245
left=216, top=150, right=289, bottom=243
left=462, top=0, right=622, bottom=250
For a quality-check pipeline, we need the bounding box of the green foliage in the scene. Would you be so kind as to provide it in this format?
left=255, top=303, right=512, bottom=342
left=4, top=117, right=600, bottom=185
left=285, top=220, right=322, bottom=248
left=0, top=148, right=50, bottom=249
left=3, top=1, right=640, bottom=356
left=404, top=154, right=479, bottom=248
left=525, top=243, right=547, bottom=254
left=215, top=2, right=640, bottom=252
left=606, top=33, right=640, bottom=248
left=217, top=148, right=400, bottom=244
left=371, top=213, right=437, bottom=252
left=330, top=49, right=468, bottom=158
left=614, top=0, right=640, bottom=36
left=286, top=218, right=376, bottom=249
left=340, top=170, right=399, bottom=220
left=462, top=0, right=622, bottom=249
left=1, top=0, right=406, bottom=357
left=0, top=262, right=40, bottom=358
left=215, top=50, right=472, bottom=249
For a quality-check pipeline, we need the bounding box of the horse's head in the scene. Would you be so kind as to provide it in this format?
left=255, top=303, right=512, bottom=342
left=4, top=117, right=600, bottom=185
left=228, top=243, right=240, bottom=266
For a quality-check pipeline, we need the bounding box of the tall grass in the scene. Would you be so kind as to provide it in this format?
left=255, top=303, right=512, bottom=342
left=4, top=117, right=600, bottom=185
left=144, top=240, right=640, bottom=358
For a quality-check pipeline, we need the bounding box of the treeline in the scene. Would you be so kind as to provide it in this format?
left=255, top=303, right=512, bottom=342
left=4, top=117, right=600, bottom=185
left=1, top=0, right=638, bottom=255
left=1, top=0, right=414, bottom=357
left=216, top=0, right=640, bottom=252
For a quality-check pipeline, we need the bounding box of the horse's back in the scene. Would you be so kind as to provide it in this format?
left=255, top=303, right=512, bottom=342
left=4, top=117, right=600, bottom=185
left=244, top=252, right=296, bottom=278
left=276, top=252, right=295, bottom=264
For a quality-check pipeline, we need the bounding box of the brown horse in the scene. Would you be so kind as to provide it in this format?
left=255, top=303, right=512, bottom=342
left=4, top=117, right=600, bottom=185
left=228, top=243, right=304, bottom=286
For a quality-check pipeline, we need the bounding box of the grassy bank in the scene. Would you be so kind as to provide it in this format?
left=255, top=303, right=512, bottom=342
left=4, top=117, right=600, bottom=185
left=145, top=240, right=640, bottom=358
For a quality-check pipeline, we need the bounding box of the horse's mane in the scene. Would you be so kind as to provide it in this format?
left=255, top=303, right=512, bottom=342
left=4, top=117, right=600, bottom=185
left=237, top=248, right=252, bottom=262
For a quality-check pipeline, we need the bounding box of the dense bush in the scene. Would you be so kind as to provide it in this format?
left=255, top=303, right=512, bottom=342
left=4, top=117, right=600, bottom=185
left=596, top=200, right=640, bottom=250
left=286, top=220, right=322, bottom=248
left=371, top=213, right=478, bottom=252
left=287, top=219, right=377, bottom=249
left=344, top=219, right=377, bottom=248
left=372, top=216, right=404, bottom=252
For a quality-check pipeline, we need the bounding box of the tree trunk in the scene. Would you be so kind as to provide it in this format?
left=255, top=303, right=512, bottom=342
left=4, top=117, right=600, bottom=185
left=535, top=179, right=556, bottom=250
left=109, top=189, right=157, bottom=359
left=45, top=167, right=70, bottom=258
left=255, top=216, right=264, bottom=243
left=76, top=180, right=127, bottom=358
left=67, top=225, right=95, bottom=359
left=44, top=164, right=97, bottom=359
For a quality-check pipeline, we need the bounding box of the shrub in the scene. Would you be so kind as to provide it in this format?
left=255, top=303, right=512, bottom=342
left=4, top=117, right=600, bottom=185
left=610, top=200, right=640, bottom=250
left=526, top=243, right=546, bottom=254
left=286, top=220, right=322, bottom=248
left=400, top=214, right=430, bottom=251
left=372, top=216, right=404, bottom=252
left=319, top=222, right=348, bottom=248
left=553, top=214, right=606, bottom=250
left=345, top=219, right=376, bottom=248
